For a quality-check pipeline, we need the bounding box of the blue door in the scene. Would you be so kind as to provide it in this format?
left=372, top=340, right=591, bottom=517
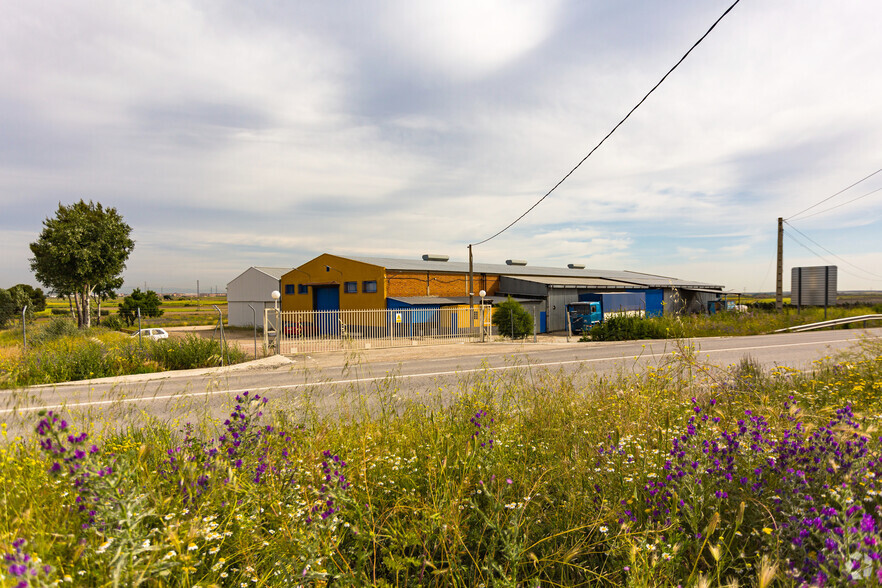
left=314, top=286, right=340, bottom=334
left=539, top=312, right=547, bottom=333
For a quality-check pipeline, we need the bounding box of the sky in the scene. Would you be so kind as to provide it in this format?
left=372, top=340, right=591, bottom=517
left=2, top=0, right=882, bottom=295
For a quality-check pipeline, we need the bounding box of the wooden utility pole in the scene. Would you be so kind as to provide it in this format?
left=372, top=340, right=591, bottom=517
left=468, top=244, right=474, bottom=322
left=776, top=217, right=783, bottom=311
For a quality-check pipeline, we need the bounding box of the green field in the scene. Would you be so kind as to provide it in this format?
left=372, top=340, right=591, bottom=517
left=40, top=295, right=228, bottom=328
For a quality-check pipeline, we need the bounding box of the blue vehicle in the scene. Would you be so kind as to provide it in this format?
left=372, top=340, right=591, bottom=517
left=566, top=301, right=603, bottom=333
left=567, top=291, right=656, bottom=334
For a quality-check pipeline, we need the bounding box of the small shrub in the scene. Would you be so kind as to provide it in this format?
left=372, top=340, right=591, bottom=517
left=31, top=317, right=79, bottom=344
left=588, top=315, right=679, bottom=341
left=101, top=315, right=124, bottom=331
left=50, top=308, right=71, bottom=316
left=492, top=297, right=533, bottom=338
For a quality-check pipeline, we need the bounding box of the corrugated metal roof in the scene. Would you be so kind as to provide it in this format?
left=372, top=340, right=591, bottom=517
left=253, top=267, right=292, bottom=280
left=503, top=275, right=637, bottom=288
left=344, top=255, right=722, bottom=289
left=388, top=296, right=537, bottom=306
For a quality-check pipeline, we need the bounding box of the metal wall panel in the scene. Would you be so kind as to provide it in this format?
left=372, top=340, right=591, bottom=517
left=791, top=266, right=838, bottom=306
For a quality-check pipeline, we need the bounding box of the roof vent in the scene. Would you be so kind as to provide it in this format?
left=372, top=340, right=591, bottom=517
left=422, top=254, right=449, bottom=262
left=567, top=263, right=585, bottom=269
left=505, top=259, right=528, bottom=266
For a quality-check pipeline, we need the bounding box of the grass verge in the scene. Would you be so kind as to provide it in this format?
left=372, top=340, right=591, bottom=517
left=0, top=338, right=880, bottom=586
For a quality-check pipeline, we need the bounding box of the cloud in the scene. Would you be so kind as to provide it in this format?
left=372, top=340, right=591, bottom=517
left=2, top=0, right=882, bottom=293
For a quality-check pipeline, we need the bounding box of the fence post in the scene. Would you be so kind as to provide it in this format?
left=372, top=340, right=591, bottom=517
left=249, top=304, right=257, bottom=358
left=214, top=305, right=225, bottom=366
left=21, top=305, right=27, bottom=352
left=137, top=307, right=142, bottom=345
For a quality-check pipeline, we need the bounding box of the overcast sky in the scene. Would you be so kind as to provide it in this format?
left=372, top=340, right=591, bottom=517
left=2, top=0, right=882, bottom=294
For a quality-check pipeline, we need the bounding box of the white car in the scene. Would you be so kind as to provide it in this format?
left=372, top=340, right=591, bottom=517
left=131, top=328, right=169, bottom=341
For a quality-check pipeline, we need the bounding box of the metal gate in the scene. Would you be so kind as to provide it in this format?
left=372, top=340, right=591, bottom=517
left=265, top=306, right=491, bottom=354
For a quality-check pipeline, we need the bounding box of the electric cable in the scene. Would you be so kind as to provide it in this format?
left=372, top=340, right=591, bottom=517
left=783, top=230, right=882, bottom=282
left=471, top=0, right=742, bottom=246
left=786, top=167, right=882, bottom=221
left=784, top=221, right=882, bottom=279
left=788, top=186, right=882, bottom=222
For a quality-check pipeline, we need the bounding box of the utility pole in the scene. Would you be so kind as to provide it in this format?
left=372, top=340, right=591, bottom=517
left=468, top=244, right=475, bottom=332
left=776, top=217, right=783, bottom=311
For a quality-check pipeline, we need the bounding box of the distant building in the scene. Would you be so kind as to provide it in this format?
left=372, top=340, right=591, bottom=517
left=226, top=267, right=291, bottom=327
left=275, top=254, right=723, bottom=333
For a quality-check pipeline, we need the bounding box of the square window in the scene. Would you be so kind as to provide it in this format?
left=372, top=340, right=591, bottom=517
left=363, top=280, right=377, bottom=293
left=344, top=281, right=357, bottom=293
left=298, top=284, right=308, bottom=295
left=284, top=284, right=296, bottom=295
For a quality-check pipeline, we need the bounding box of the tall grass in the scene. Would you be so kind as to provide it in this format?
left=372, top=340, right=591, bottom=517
left=0, top=321, right=246, bottom=388
left=587, top=305, right=882, bottom=341
left=1, top=338, right=880, bottom=585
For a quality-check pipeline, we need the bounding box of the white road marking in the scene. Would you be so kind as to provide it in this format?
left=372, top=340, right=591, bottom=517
left=0, top=337, right=858, bottom=415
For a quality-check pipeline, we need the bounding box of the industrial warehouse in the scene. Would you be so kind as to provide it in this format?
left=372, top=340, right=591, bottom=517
left=227, top=253, right=724, bottom=335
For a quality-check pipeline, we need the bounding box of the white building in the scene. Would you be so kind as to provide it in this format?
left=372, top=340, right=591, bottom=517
left=226, top=267, right=291, bottom=327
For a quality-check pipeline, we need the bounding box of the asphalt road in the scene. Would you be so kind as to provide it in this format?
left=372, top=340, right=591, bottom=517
left=2, top=328, right=879, bottom=438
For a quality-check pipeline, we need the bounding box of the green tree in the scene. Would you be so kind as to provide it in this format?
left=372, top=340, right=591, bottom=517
left=118, top=288, right=164, bottom=326
left=0, top=285, right=40, bottom=326
left=11, top=284, right=47, bottom=318
left=0, top=288, right=14, bottom=328
left=29, top=200, right=134, bottom=328
left=491, top=296, right=534, bottom=339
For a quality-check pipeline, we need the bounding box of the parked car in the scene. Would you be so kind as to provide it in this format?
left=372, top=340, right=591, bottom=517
left=130, top=328, right=169, bottom=341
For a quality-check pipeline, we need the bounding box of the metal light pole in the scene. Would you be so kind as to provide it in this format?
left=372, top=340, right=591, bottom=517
left=271, top=290, right=281, bottom=355
left=479, top=290, right=486, bottom=343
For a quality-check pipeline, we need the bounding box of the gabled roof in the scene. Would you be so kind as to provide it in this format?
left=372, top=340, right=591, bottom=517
left=252, top=267, right=292, bottom=280
left=343, top=255, right=723, bottom=290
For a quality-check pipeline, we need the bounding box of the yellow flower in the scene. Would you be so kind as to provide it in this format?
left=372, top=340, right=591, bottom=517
left=762, top=527, right=773, bottom=535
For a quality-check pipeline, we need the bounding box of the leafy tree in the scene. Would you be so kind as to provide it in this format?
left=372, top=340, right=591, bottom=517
left=0, top=285, right=42, bottom=326
left=11, top=284, right=47, bottom=317
left=118, top=289, right=164, bottom=326
left=29, top=200, right=134, bottom=328
left=0, top=288, right=14, bottom=328
left=491, top=296, right=534, bottom=339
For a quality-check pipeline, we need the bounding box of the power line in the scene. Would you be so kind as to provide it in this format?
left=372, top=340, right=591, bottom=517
left=786, top=166, right=882, bottom=221
left=788, top=186, right=882, bottom=221
left=782, top=230, right=876, bottom=282
left=471, top=0, right=742, bottom=246
left=784, top=221, right=882, bottom=280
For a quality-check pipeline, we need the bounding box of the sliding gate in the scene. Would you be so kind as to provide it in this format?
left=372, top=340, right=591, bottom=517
left=265, top=306, right=490, bottom=354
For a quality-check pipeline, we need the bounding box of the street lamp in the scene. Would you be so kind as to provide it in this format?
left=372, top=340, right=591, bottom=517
left=271, top=290, right=281, bottom=355
left=479, top=290, right=487, bottom=342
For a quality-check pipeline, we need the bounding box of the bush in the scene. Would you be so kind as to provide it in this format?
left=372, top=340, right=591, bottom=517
left=30, top=317, right=79, bottom=345
left=50, top=308, right=71, bottom=316
left=101, top=315, right=124, bottom=331
left=146, top=334, right=246, bottom=371
left=491, top=297, right=534, bottom=338
left=588, top=314, right=681, bottom=341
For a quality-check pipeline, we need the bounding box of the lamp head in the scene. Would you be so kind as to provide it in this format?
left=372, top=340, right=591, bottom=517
left=271, top=290, right=281, bottom=300
left=479, top=290, right=486, bottom=298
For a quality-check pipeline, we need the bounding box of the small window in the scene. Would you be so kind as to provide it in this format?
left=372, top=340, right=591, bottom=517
left=363, top=280, right=377, bottom=293
left=344, top=281, right=357, bottom=294
left=284, top=284, right=296, bottom=295
left=298, top=284, right=308, bottom=295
